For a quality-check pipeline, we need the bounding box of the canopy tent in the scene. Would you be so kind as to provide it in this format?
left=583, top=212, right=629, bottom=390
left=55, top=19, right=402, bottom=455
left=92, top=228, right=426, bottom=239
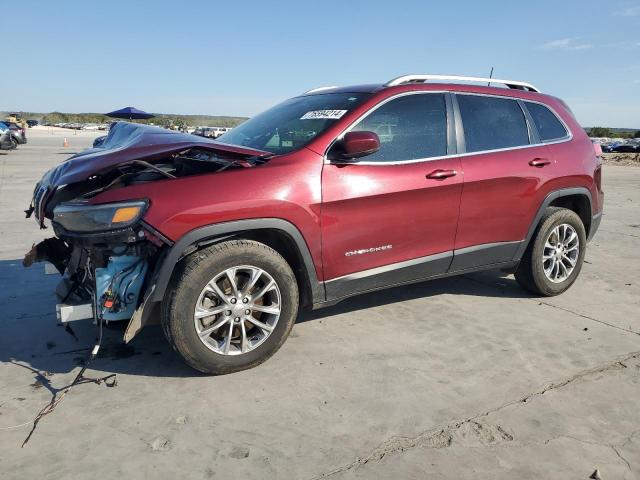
left=105, top=107, right=154, bottom=121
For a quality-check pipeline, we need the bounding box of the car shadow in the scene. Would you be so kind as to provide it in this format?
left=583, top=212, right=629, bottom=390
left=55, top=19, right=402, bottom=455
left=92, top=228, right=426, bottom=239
left=298, top=270, right=532, bottom=323
left=0, top=258, right=197, bottom=380
left=0, top=258, right=533, bottom=379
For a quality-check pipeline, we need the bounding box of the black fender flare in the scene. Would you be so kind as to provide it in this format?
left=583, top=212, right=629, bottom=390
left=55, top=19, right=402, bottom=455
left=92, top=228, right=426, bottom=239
left=513, top=187, right=593, bottom=261
left=149, top=218, right=325, bottom=305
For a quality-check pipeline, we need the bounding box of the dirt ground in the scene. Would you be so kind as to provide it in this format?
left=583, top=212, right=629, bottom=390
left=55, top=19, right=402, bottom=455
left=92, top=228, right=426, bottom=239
left=601, top=152, right=640, bottom=166
left=0, top=127, right=639, bottom=479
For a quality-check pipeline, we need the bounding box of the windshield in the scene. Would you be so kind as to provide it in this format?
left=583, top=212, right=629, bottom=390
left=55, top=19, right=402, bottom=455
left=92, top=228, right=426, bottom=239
left=217, top=93, right=371, bottom=154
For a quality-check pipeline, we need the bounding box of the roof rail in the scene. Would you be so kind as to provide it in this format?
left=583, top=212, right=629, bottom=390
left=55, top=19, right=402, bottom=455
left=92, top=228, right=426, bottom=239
left=304, top=85, right=339, bottom=94
left=385, top=74, right=540, bottom=93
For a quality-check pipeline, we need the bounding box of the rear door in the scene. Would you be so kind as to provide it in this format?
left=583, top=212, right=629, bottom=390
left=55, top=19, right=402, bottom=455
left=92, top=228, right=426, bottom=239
left=450, top=93, right=557, bottom=270
left=321, top=92, right=462, bottom=299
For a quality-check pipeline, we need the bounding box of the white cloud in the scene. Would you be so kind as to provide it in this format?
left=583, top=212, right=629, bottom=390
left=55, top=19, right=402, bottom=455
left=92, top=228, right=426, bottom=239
left=541, top=38, right=593, bottom=51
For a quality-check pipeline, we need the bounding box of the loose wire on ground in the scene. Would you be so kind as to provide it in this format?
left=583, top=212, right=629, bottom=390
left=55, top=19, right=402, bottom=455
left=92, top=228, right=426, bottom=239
left=20, top=310, right=116, bottom=447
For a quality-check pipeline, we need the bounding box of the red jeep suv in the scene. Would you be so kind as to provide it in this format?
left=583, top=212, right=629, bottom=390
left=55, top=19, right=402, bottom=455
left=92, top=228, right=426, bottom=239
left=26, top=74, right=603, bottom=374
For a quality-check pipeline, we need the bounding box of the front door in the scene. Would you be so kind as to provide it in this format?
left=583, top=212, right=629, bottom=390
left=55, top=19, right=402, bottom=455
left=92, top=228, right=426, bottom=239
left=321, top=92, right=463, bottom=299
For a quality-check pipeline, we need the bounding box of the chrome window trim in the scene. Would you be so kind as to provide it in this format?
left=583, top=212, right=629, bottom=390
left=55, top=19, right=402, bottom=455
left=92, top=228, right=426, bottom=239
left=335, top=142, right=551, bottom=166
left=324, top=91, right=573, bottom=166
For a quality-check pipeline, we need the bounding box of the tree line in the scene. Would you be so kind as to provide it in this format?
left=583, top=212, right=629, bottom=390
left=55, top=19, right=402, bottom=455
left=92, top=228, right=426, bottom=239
left=588, top=127, right=640, bottom=138
left=2, top=111, right=248, bottom=128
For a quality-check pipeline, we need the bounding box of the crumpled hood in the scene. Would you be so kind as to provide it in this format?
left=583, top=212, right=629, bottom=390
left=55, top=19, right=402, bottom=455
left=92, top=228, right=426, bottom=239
left=29, top=122, right=271, bottom=227
left=41, top=121, right=270, bottom=187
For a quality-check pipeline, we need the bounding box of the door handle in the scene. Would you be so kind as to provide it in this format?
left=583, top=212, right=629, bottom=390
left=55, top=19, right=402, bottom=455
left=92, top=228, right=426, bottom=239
left=528, top=158, right=552, bottom=167
left=426, top=169, right=458, bottom=180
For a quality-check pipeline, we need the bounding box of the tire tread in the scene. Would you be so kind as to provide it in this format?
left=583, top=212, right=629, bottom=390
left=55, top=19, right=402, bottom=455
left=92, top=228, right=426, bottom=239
left=515, top=207, right=586, bottom=296
left=161, top=239, right=298, bottom=374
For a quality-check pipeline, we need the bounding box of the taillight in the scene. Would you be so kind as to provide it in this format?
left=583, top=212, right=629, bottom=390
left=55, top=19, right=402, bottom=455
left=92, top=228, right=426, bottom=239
left=593, top=142, right=602, bottom=157
left=595, top=165, right=602, bottom=193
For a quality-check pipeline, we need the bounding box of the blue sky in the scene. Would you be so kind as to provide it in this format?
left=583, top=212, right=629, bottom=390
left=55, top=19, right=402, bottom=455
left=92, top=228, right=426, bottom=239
left=3, top=0, right=639, bottom=127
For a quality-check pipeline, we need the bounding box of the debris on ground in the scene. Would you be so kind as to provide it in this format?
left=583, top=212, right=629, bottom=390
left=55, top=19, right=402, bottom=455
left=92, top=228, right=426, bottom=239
left=601, top=153, right=640, bottom=166
left=20, top=360, right=116, bottom=447
left=150, top=436, right=171, bottom=452
left=589, top=468, right=602, bottom=479
left=18, top=316, right=117, bottom=447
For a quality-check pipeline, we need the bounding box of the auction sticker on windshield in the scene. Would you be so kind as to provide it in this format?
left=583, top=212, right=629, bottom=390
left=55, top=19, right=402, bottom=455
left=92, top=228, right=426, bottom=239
left=300, top=110, right=348, bottom=120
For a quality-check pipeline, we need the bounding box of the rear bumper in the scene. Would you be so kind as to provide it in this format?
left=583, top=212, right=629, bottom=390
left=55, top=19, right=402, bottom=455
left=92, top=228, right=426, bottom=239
left=588, top=212, right=602, bottom=241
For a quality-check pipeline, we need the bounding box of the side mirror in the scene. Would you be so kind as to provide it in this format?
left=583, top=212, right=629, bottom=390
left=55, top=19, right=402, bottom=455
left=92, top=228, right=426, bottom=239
left=338, top=131, right=380, bottom=160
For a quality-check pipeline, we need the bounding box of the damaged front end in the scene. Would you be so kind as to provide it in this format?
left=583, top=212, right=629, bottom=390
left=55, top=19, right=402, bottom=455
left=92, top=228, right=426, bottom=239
left=23, top=122, right=272, bottom=342
left=25, top=193, right=168, bottom=341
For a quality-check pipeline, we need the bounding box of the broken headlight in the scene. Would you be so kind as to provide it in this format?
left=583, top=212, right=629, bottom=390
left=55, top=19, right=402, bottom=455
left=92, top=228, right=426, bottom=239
left=53, top=200, right=148, bottom=233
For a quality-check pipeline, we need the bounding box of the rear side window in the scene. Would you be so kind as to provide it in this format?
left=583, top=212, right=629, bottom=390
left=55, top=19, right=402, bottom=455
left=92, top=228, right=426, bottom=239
left=350, top=93, right=448, bottom=162
left=524, top=102, right=568, bottom=141
left=457, top=95, right=530, bottom=153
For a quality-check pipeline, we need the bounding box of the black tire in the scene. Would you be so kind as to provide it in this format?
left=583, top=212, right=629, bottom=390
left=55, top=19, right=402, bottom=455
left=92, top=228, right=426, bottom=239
left=162, top=240, right=299, bottom=374
left=515, top=207, right=586, bottom=296
left=10, top=138, right=18, bottom=150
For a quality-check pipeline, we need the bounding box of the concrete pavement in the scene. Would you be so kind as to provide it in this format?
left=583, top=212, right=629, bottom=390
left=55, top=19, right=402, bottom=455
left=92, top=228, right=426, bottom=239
left=0, top=127, right=638, bottom=479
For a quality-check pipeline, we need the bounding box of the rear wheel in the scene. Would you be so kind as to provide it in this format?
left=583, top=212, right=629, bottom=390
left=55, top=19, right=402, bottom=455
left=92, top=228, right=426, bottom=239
left=515, top=207, right=586, bottom=296
left=162, top=240, right=299, bottom=374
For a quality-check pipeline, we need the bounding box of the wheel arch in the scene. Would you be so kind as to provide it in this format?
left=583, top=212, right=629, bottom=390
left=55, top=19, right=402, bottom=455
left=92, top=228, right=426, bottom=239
left=548, top=194, right=592, bottom=235
left=514, top=187, right=593, bottom=261
left=150, top=218, right=325, bottom=308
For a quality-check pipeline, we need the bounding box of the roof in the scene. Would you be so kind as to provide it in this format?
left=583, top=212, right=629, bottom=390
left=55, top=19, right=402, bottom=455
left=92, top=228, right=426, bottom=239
left=303, top=74, right=541, bottom=97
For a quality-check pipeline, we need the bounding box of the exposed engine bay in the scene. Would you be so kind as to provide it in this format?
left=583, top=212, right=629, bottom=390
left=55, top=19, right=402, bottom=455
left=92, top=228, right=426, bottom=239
left=23, top=122, right=272, bottom=340
left=29, top=146, right=265, bottom=225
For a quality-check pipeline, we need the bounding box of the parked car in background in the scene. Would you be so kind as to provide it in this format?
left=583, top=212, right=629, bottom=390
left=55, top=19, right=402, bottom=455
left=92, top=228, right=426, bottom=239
left=0, top=123, right=17, bottom=149
left=210, top=127, right=230, bottom=138
left=26, top=119, right=39, bottom=128
left=193, top=126, right=231, bottom=138
left=0, top=121, right=27, bottom=144
left=600, top=143, right=614, bottom=153
left=612, top=143, right=640, bottom=153
left=82, top=124, right=100, bottom=131
left=193, top=126, right=214, bottom=137
left=24, top=74, right=603, bottom=374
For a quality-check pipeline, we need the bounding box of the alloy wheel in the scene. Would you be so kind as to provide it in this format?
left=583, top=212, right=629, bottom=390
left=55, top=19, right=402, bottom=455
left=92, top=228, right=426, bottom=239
left=542, top=223, right=579, bottom=283
left=193, top=265, right=281, bottom=355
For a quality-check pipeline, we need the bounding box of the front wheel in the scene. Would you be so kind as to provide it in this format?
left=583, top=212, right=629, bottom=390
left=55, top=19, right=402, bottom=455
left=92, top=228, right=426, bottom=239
left=515, top=207, right=586, bottom=296
left=162, top=240, right=299, bottom=374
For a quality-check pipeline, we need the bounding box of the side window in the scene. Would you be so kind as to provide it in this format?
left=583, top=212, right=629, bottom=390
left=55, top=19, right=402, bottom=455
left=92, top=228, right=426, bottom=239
left=457, top=95, right=530, bottom=153
left=350, top=94, right=448, bottom=162
left=525, top=102, right=568, bottom=142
